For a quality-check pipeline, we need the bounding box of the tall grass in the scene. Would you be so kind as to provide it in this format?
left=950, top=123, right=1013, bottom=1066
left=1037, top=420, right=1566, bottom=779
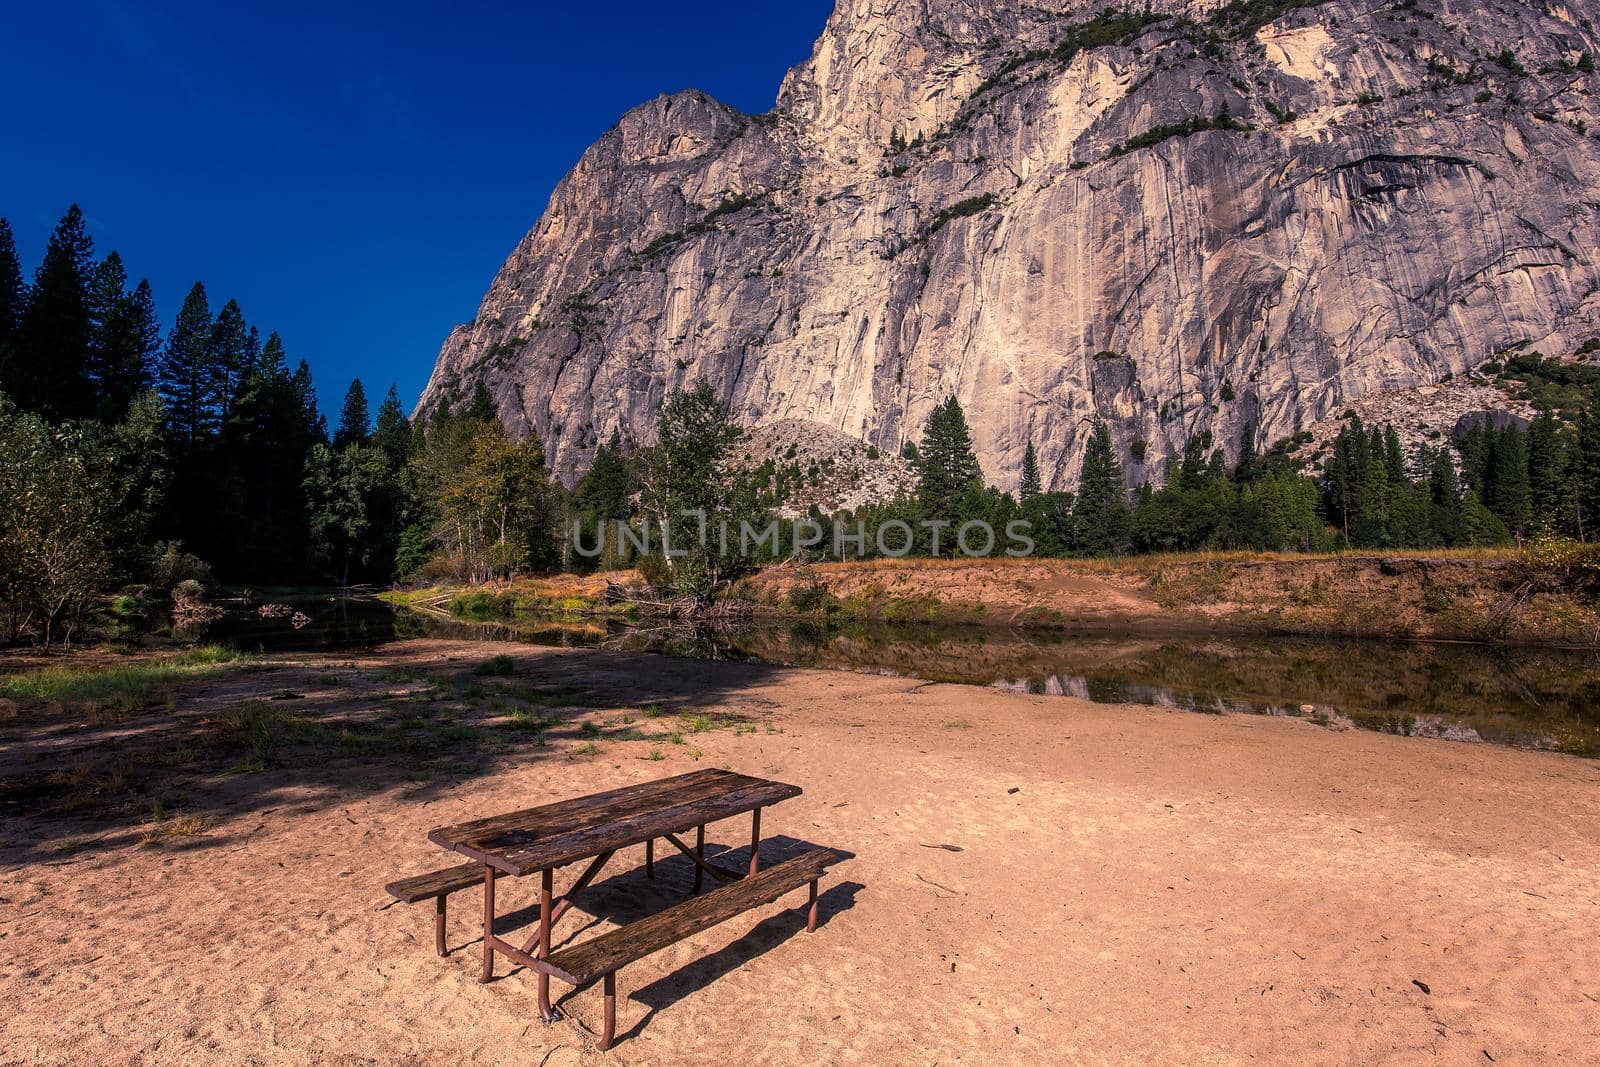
left=0, top=646, right=246, bottom=719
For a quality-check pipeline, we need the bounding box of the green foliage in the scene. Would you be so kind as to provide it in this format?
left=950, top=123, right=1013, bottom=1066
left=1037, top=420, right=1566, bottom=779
left=916, top=397, right=984, bottom=520
left=635, top=381, right=762, bottom=597
left=13, top=206, right=97, bottom=420
left=0, top=393, right=164, bottom=646
left=571, top=430, right=635, bottom=571
left=410, top=415, right=557, bottom=584
left=1072, top=421, right=1129, bottom=554
left=0, top=645, right=242, bottom=714
left=927, top=193, right=997, bottom=234
left=303, top=443, right=396, bottom=585
left=1213, top=0, right=1331, bottom=39
left=1107, top=108, right=1249, bottom=159
left=158, top=282, right=215, bottom=444
left=1019, top=441, right=1043, bottom=500
left=333, top=378, right=370, bottom=449
left=1495, top=49, right=1527, bottom=76
left=1054, top=8, right=1169, bottom=63
left=473, top=654, right=517, bottom=676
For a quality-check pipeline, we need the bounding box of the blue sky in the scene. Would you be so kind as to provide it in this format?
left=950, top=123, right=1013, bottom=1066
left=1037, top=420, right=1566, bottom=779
left=1, top=1, right=834, bottom=418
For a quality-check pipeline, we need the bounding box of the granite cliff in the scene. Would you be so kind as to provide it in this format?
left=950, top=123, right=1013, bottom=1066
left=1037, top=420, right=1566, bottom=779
left=419, top=0, right=1600, bottom=491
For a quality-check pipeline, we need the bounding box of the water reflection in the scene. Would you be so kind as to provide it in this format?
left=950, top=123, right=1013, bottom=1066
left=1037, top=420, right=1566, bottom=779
left=196, top=595, right=1600, bottom=755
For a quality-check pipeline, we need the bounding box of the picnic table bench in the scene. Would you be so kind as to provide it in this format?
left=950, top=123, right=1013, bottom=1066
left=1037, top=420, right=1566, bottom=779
left=385, top=768, right=843, bottom=1049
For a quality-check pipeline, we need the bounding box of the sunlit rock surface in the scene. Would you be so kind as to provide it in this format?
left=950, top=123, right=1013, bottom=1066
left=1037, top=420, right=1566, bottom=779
left=420, top=0, right=1600, bottom=490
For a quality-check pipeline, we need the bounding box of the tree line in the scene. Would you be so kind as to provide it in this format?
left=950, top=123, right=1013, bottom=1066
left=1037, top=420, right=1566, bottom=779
left=6, top=203, right=1600, bottom=645
left=0, top=206, right=568, bottom=644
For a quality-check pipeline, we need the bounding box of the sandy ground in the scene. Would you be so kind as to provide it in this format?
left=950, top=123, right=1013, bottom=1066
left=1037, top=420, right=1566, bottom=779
left=2, top=639, right=1599, bottom=1065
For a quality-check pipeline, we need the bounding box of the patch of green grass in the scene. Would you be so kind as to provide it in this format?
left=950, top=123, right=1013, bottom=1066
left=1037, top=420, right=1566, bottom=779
left=682, top=712, right=726, bottom=733
left=206, top=701, right=315, bottom=764
left=642, top=703, right=665, bottom=718
left=0, top=646, right=246, bottom=721
left=450, top=591, right=515, bottom=619
left=473, top=654, right=517, bottom=677
left=941, top=719, right=972, bottom=729
left=665, top=729, right=684, bottom=745
left=646, top=749, right=664, bottom=761
left=572, top=741, right=600, bottom=756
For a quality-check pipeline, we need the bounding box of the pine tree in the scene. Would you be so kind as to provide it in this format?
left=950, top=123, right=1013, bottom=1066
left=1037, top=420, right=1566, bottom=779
left=1019, top=441, right=1042, bottom=499
left=575, top=430, right=632, bottom=522
left=1527, top=412, right=1569, bottom=538
left=1485, top=425, right=1531, bottom=543
left=462, top=381, right=497, bottom=423
left=0, top=219, right=24, bottom=398
left=85, top=254, right=160, bottom=421
left=160, top=283, right=214, bottom=444
left=207, top=299, right=252, bottom=422
left=1576, top=385, right=1600, bottom=542
left=15, top=205, right=96, bottom=418
left=371, top=385, right=410, bottom=468
left=1072, top=420, right=1129, bottom=555
left=334, top=379, right=371, bottom=449
left=916, top=397, right=983, bottom=520
left=1383, top=425, right=1407, bottom=488
left=291, top=359, right=327, bottom=443
left=1233, top=422, right=1260, bottom=484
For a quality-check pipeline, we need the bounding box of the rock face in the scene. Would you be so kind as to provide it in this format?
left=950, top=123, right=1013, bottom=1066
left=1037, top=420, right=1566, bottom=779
left=419, top=0, right=1600, bottom=491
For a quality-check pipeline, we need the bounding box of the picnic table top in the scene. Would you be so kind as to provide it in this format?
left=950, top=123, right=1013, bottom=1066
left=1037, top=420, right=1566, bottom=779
left=427, top=768, right=801, bottom=876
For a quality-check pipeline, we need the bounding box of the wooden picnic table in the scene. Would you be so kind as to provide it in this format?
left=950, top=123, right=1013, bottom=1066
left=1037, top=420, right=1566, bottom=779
left=426, top=767, right=804, bottom=1028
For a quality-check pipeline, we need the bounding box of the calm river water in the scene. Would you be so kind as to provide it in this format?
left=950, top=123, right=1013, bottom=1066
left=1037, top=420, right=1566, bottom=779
left=198, top=594, right=1600, bottom=755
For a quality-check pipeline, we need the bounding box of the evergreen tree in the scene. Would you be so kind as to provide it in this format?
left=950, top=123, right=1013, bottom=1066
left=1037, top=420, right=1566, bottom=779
left=1234, top=422, right=1260, bottom=484
left=575, top=430, right=632, bottom=522
left=1526, top=412, right=1570, bottom=538
left=634, top=381, right=757, bottom=592
left=217, top=336, right=327, bottom=581
left=1424, top=444, right=1465, bottom=545
left=1383, top=425, right=1407, bottom=488
left=207, top=299, right=252, bottom=422
left=0, top=219, right=23, bottom=390
left=15, top=205, right=96, bottom=418
left=1484, top=425, right=1531, bottom=543
left=462, top=381, right=497, bottom=423
left=1576, top=385, right=1600, bottom=542
left=1019, top=441, right=1042, bottom=499
left=334, top=378, right=371, bottom=449
left=371, top=385, right=410, bottom=468
left=88, top=257, right=160, bottom=421
left=160, top=283, right=214, bottom=444
left=916, top=397, right=983, bottom=520
left=303, top=443, right=394, bottom=585
left=1072, top=420, right=1129, bottom=554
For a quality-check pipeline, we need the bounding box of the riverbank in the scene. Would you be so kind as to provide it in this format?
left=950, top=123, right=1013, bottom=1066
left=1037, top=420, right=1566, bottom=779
left=2, top=639, right=1598, bottom=1063
left=392, top=548, right=1600, bottom=648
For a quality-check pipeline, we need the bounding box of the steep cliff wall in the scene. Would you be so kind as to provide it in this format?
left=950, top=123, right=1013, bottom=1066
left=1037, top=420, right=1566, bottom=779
left=420, top=0, right=1600, bottom=490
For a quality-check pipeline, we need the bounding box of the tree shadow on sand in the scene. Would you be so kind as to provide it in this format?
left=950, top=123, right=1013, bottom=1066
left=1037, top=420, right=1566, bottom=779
left=0, top=643, right=796, bottom=868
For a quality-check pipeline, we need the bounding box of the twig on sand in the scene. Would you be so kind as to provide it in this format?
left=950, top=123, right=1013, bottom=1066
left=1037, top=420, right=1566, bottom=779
left=916, top=873, right=959, bottom=896
left=920, top=842, right=963, bottom=852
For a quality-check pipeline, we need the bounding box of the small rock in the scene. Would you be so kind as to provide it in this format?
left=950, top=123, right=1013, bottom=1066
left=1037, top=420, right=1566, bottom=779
left=1412, top=979, right=1431, bottom=995
left=1007, top=787, right=1020, bottom=795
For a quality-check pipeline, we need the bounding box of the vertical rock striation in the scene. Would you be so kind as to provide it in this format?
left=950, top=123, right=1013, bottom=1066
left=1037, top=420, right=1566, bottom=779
left=420, top=0, right=1600, bottom=491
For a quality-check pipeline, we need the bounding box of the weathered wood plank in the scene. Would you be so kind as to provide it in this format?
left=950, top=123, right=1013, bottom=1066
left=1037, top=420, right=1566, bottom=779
left=385, top=862, right=483, bottom=903
left=428, top=770, right=801, bottom=876
left=540, top=848, right=845, bottom=986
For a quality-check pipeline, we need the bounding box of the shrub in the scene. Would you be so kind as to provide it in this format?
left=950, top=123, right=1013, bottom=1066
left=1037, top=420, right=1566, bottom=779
left=786, top=581, right=830, bottom=614
left=473, top=654, right=516, bottom=677
left=450, top=591, right=514, bottom=619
